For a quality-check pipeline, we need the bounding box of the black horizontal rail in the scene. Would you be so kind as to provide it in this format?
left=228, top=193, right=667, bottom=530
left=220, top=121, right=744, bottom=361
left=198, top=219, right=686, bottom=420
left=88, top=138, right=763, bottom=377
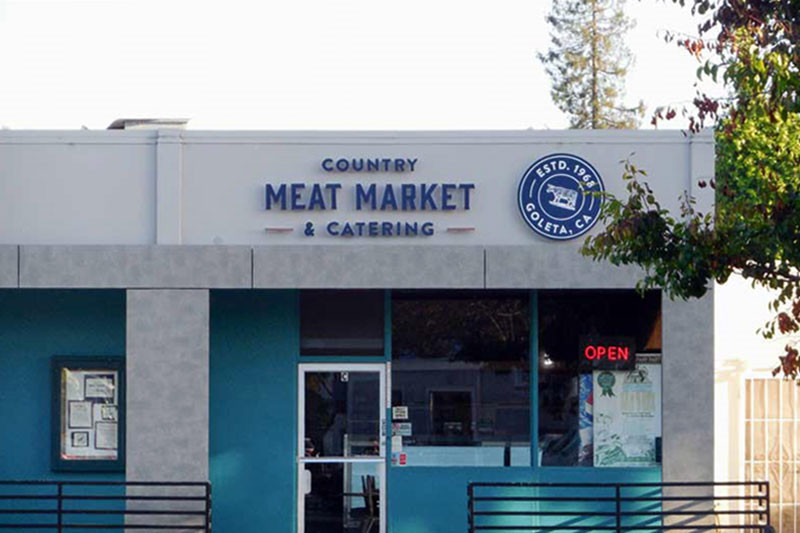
left=468, top=525, right=771, bottom=531
left=472, top=496, right=766, bottom=502
left=0, top=495, right=207, bottom=501
left=471, top=482, right=768, bottom=488
left=0, top=480, right=211, bottom=532
left=0, top=481, right=209, bottom=486
left=467, top=481, right=773, bottom=533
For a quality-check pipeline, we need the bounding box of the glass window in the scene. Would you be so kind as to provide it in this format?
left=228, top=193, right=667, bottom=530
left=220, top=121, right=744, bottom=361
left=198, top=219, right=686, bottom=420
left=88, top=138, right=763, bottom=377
left=301, top=462, right=382, bottom=533
left=538, top=290, right=661, bottom=467
left=391, top=291, right=530, bottom=467
left=304, top=370, right=381, bottom=457
left=300, top=290, right=384, bottom=356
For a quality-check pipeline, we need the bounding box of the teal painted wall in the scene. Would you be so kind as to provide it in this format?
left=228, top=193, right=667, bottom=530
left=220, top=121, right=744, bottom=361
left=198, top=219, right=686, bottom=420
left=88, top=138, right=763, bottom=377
left=389, top=467, right=660, bottom=533
left=210, top=290, right=299, bottom=533
left=0, top=290, right=126, bottom=480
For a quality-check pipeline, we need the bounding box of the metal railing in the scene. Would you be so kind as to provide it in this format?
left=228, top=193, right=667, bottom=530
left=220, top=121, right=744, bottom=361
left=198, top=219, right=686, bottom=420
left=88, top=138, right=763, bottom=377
left=0, top=480, right=211, bottom=531
left=467, top=481, right=772, bottom=532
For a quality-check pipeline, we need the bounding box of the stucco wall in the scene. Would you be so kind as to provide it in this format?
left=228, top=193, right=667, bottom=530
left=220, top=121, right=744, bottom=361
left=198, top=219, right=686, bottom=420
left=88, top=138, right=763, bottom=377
left=126, top=289, right=209, bottom=481
left=0, top=290, right=125, bottom=479
left=0, top=129, right=712, bottom=246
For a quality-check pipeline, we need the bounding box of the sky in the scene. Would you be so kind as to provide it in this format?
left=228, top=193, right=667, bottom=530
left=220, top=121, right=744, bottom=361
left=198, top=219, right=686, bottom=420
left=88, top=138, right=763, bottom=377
left=0, top=0, right=712, bottom=130
left=0, top=0, right=778, bottom=365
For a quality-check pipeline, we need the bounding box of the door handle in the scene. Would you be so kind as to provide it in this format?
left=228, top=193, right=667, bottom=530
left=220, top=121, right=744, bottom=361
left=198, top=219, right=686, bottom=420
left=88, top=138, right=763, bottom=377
left=303, top=467, right=312, bottom=495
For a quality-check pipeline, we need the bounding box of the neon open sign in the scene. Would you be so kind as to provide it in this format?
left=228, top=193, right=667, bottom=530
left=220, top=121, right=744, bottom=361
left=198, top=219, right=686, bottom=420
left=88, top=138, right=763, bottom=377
left=584, top=344, right=631, bottom=361
left=579, top=337, right=636, bottom=370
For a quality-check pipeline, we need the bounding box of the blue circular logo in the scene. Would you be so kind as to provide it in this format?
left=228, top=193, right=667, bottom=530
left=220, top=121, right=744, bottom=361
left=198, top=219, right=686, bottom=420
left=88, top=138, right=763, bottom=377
left=517, top=153, right=605, bottom=240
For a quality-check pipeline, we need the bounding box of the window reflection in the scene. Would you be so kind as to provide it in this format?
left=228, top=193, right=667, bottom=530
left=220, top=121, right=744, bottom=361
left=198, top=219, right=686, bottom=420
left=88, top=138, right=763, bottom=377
left=303, top=462, right=381, bottom=533
left=304, top=372, right=380, bottom=457
left=300, top=291, right=384, bottom=356
left=391, top=291, right=530, bottom=466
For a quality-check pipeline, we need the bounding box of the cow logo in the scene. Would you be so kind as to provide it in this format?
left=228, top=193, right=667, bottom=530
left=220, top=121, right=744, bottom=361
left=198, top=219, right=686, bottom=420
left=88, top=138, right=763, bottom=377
left=517, top=153, right=605, bottom=240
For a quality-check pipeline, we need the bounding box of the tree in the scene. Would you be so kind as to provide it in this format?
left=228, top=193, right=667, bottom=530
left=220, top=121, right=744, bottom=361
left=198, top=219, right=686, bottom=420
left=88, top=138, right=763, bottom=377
left=581, top=1, right=800, bottom=378
left=539, top=0, right=644, bottom=129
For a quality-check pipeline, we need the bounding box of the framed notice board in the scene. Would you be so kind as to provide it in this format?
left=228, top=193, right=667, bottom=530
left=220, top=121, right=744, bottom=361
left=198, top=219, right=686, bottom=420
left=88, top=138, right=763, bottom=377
left=51, top=356, right=125, bottom=472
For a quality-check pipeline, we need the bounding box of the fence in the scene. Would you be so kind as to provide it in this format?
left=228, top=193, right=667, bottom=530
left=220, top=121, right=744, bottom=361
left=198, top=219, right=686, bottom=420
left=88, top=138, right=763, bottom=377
left=467, top=481, right=772, bottom=532
left=0, top=480, right=211, bottom=531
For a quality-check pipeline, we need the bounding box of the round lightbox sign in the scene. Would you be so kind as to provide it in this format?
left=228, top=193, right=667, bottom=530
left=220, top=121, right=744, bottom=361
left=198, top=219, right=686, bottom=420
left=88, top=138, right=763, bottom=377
left=517, top=153, right=605, bottom=240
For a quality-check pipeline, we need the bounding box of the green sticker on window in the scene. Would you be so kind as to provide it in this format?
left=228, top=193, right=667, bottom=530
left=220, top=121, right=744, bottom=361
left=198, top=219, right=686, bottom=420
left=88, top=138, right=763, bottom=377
left=597, top=371, right=616, bottom=397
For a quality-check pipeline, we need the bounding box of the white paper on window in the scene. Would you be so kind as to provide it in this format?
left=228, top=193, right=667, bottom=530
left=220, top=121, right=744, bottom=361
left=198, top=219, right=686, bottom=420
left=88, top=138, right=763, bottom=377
left=593, top=363, right=661, bottom=467
left=60, top=368, right=119, bottom=460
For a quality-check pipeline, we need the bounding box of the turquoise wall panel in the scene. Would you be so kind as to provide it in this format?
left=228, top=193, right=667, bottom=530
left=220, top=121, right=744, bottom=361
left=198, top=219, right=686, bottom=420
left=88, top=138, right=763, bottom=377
left=389, top=467, right=660, bottom=533
left=535, top=469, right=662, bottom=532
left=389, top=467, right=534, bottom=533
left=0, top=289, right=125, bottom=481
left=210, top=290, right=298, bottom=533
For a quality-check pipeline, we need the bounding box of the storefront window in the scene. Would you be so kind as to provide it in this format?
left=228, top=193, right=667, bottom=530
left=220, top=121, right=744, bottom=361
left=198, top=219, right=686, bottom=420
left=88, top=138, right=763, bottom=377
left=300, top=290, right=385, bottom=356
left=391, top=291, right=530, bottom=467
left=538, top=290, right=662, bottom=467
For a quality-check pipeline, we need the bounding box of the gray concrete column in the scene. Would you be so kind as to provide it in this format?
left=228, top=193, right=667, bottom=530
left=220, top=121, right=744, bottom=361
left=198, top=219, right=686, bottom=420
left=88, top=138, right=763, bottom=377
left=662, top=292, right=714, bottom=481
left=0, top=246, right=18, bottom=287
left=126, top=289, right=209, bottom=481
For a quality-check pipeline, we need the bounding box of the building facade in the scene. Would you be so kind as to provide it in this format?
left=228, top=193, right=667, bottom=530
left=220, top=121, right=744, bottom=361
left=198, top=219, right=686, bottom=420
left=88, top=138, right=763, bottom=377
left=0, top=128, right=715, bottom=532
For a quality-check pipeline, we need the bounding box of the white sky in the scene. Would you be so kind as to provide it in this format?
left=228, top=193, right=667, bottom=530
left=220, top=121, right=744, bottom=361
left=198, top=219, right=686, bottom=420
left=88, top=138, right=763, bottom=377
left=0, top=0, right=711, bottom=130
left=0, top=0, right=779, bottom=366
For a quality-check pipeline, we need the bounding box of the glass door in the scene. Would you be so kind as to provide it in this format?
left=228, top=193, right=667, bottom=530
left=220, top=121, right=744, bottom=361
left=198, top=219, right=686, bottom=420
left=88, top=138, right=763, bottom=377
left=297, top=364, right=386, bottom=533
